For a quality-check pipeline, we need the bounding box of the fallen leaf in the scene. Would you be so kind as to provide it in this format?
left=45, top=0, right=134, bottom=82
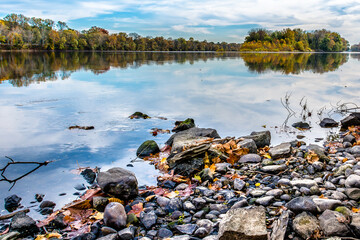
left=164, top=191, right=178, bottom=198
left=128, top=202, right=143, bottom=217
left=145, top=195, right=156, bottom=201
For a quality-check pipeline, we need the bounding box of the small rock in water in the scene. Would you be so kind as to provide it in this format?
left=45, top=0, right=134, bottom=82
left=172, top=118, right=195, bottom=133
left=4, top=195, right=21, bottom=212
left=292, top=121, right=310, bottom=129
left=81, top=169, right=96, bottom=184
left=126, top=164, right=134, bottom=167
left=129, top=112, right=150, bottom=119
left=136, top=140, right=160, bottom=158
left=35, top=194, right=44, bottom=202
left=319, top=118, right=338, bottom=128
left=59, top=193, right=66, bottom=196
left=74, top=183, right=86, bottom=191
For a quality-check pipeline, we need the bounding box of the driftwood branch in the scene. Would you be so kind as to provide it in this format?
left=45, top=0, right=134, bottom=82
left=0, top=156, right=52, bottom=190
left=0, top=208, right=29, bottom=220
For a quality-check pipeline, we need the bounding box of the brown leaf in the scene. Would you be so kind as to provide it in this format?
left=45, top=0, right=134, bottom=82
left=128, top=202, right=143, bottom=217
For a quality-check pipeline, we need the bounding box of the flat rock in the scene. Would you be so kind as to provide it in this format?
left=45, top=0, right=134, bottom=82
left=175, top=224, right=197, bottom=235
left=140, top=211, right=157, bottom=229
left=351, top=213, right=360, bottom=237
left=320, top=118, right=338, bottom=128
left=290, top=179, right=317, bottom=188
left=266, top=189, right=283, bottom=197
left=260, top=164, right=287, bottom=173
left=345, top=188, right=360, bottom=200
left=10, top=212, right=38, bottom=237
left=292, top=212, right=320, bottom=239
left=285, top=197, right=319, bottom=213
left=97, top=167, right=138, bottom=200
left=269, top=143, right=291, bottom=159
left=312, top=198, right=342, bottom=212
left=118, top=227, right=134, bottom=240
left=239, top=154, right=261, bottom=163
left=341, top=113, right=360, bottom=129
left=319, top=210, right=349, bottom=236
left=218, top=206, right=267, bottom=240
left=255, top=196, right=274, bottom=206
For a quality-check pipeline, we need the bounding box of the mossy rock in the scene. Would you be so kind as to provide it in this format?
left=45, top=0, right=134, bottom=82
left=136, top=140, right=160, bottom=158
left=129, top=112, right=150, bottom=119
left=172, top=118, right=195, bottom=133
left=335, top=206, right=352, bottom=217
left=127, top=213, right=139, bottom=224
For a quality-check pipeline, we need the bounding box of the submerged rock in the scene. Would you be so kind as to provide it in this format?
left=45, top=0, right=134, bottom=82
left=218, top=206, right=267, bottom=240
left=136, top=140, right=160, bottom=158
left=97, top=167, right=138, bottom=200
left=292, top=122, right=310, bottom=129
left=129, top=112, right=150, bottom=119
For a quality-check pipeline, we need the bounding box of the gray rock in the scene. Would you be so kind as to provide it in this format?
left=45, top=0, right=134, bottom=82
left=285, top=197, right=319, bottom=213
left=292, top=121, right=310, bottom=129
left=312, top=161, right=324, bottom=170
left=169, top=235, right=191, bottom=240
left=118, top=227, right=134, bottom=240
left=313, top=198, right=342, bottom=212
left=319, top=210, right=349, bottom=236
left=343, top=134, right=356, bottom=144
left=209, top=203, right=228, bottom=213
left=218, top=206, right=267, bottom=240
left=308, top=144, right=328, bottom=161
left=350, top=145, right=360, bottom=155
left=237, top=139, right=257, bottom=153
left=345, top=188, right=360, bottom=200
left=158, top=228, right=173, bottom=238
left=4, top=195, right=21, bottom=212
left=278, top=178, right=291, bottom=186
left=269, top=143, right=291, bottom=159
left=292, top=212, right=320, bottom=239
left=345, top=174, right=360, bottom=188
left=101, top=226, right=118, bottom=236
left=350, top=213, right=360, bottom=237
left=266, top=189, right=283, bottom=198
left=196, top=219, right=214, bottom=234
left=230, top=199, right=248, bottom=210
left=242, top=130, right=271, bottom=149
left=97, top=233, right=119, bottom=240
left=255, top=196, right=274, bottom=206
left=140, top=211, right=157, bottom=229
left=175, top=224, right=197, bottom=235
left=215, top=163, right=231, bottom=173
left=331, top=191, right=347, bottom=200
left=193, top=197, right=207, bottom=210
left=325, top=181, right=336, bottom=190
left=10, top=212, right=38, bottom=237
left=166, top=198, right=182, bottom=213
left=194, top=227, right=209, bottom=238
left=97, top=167, right=138, bottom=200
left=261, top=165, right=287, bottom=173
left=250, top=189, right=266, bottom=197
left=183, top=201, right=196, bottom=211
left=233, top=178, right=246, bottom=191
left=104, top=202, right=127, bottom=230
left=341, top=113, right=360, bottom=129
left=157, top=196, right=170, bottom=208
left=172, top=118, right=195, bottom=133
left=136, top=140, right=160, bottom=158
left=290, top=179, right=317, bottom=188
left=239, top=154, right=261, bottom=163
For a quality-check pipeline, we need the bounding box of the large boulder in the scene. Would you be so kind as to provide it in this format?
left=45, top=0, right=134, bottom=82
left=319, top=210, right=350, bottom=236
left=345, top=174, right=360, bottom=188
left=242, top=131, right=271, bottom=148
left=218, top=206, right=267, bottom=240
left=103, top=202, right=127, bottom=230
left=136, top=140, right=160, bottom=158
left=97, top=167, right=138, bottom=200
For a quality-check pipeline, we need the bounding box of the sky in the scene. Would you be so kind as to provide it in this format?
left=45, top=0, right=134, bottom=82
left=1, top=0, right=360, bottom=44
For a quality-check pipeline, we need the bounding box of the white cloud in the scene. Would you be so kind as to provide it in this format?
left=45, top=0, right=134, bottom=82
left=172, top=25, right=212, bottom=34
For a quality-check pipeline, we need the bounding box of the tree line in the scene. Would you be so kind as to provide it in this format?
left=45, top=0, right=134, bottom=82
left=0, top=14, right=240, bottom=51
left=351, top=43, right=360, bottom=52
left=240, top=28, right=349, bottom=52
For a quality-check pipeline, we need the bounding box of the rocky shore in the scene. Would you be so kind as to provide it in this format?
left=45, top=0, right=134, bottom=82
left=3, top=113, right=360, bottom=240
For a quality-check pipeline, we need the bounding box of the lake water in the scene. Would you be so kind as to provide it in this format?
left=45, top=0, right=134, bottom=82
left=0, top=51, right=360, bottom=217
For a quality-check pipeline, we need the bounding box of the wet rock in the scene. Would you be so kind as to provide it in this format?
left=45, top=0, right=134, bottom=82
left=175, top=224, right=197, bottom=235
left=242, top=130, right=271, bottom=148
left=118, top=227, right=134, bottom=240
left=196, top=219, right=214, bottom=234
left=158, top=228, right=173, bottom=238
left=166, top=198, right=183, bottom=213
left=194, top=227, right=208, bottom=238
left=292, top=212, right=320, bottom=239
left=320, top=118, right=338, bottom=128
left=172, top=118, right=195, bottom=133
left=103, top=202, right=127, bottom=230
left=269, top=143, right=291, bottom=159
left=101, top=226, right=117, bottom=236
left=343, top=134, right=356, bottom=144
left=285, top=197, right=319, bottom=213
left=81, top=169, right=96, bottom=184
left=74, top=183, right=86, bottom=191
left=345, top=174, right=360, bottom=188
left=4, top=195, right=21, bottom=212
left=341, top=113, right=360, bottom=129
left=97, top=167, right=138, bottom=200
left=10, top=212, right=38, bottom=237
left=136, top=140, right=160, bottom=158
left=126, top=213, right=139, bottom=225
left=140, top=211, right=157, bottom=229
left=239, top=154, right=261, bottom=163
left=93, top=196, right=109, bottom=212
left=290, top=179, right=317, bottom=188
left=345, top=188, right=360, bottom=200
left=260, top=164, right=287, bottom=173
left=218, top=206, right=267, bottom=240
left=129, top=112, right=150, bottom=119
left=313, top=198, right=342, bottom=212
left=230, top=199, right=248, bottom=210
left=237, top=139, right=257, bottom=153
left=233, top=178, right=246, bottom=191
left=39, top=200, right=56, bottom=209
left=319, top=210, right=349, bottom=236
left=292, top=122, right=310, bottom=129
left=35, top=194, right=44, bottom=202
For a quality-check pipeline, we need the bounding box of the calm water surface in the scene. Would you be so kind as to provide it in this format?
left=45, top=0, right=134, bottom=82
left=0, top=52, right=359, bottom=217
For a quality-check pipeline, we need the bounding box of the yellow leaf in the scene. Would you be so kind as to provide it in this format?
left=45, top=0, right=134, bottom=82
left=352, top=207, right=360, bottom=213
left=194, top=175, right=201, bottom=182
left=342, top=158, right=348, bottom=163
left=164, top=191, right=178, bottom=198
left=209, top=163, right=216, bottom=175
left=263, top=153, right=271, bottom=159
left=203, top=152, right=210, bottom=167
left=35, top=235, right=46, bottom=240
left=255, top=183, right=260, bottom=187
left=108, top=198, right=124, bottom=204
left=90, top=212, right=104, bottom=220
left=146, top=195, right=156, bottom=202
left=46, top=233, right=62, bottom=239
